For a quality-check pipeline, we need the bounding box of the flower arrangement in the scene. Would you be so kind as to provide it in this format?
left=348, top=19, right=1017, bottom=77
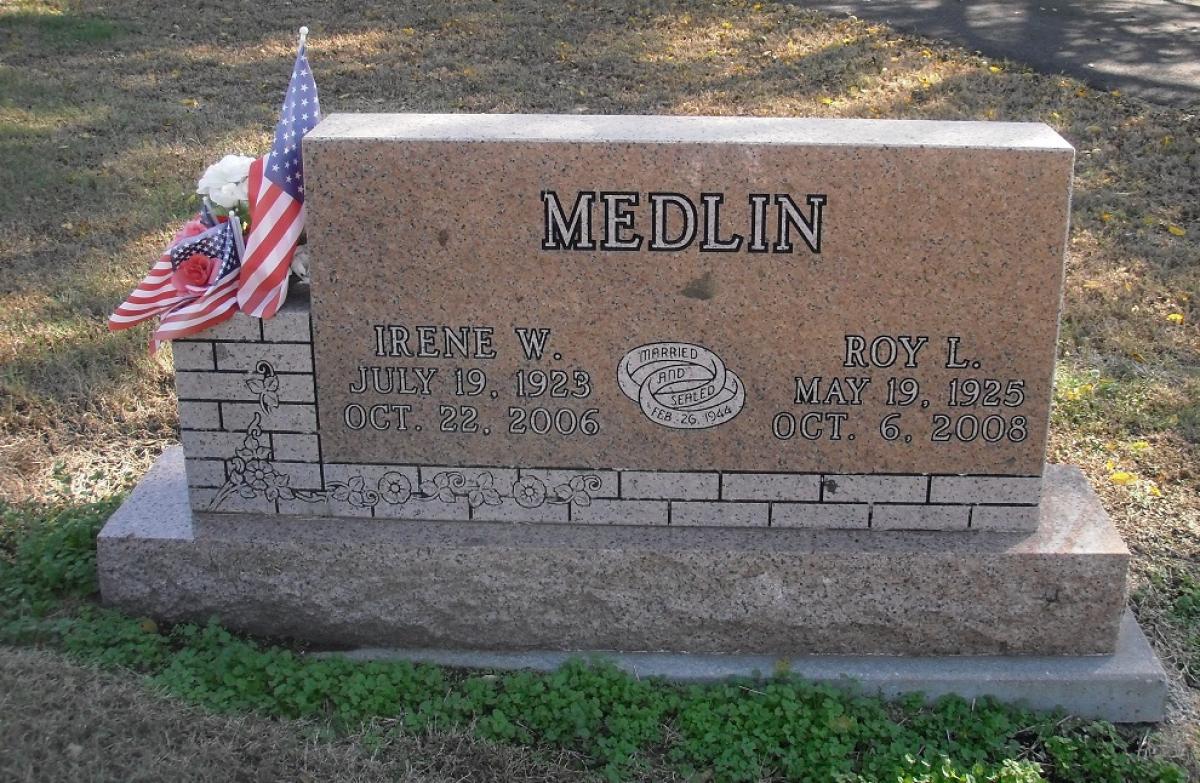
left=108, top=28, right=318, bottom=349
left=196, top=153, right=255, bottom=210
left=189, top=154, right=311, bottom=283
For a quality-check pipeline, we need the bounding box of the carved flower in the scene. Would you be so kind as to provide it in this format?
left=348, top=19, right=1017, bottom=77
left=245, top=373, right=280, bottom=413
left=467, top=472, right=502, bottom=508
left=378, top=472, right=412, bottom=505
left=420, top=471, right=462, bottom=503
left=244, top=459, right=275, bottom=490
left=226, top=458, right=256, bottom=500
left=332, top=475, right=375, bottom=508
left=226, top=457, right=290, bottom=501
left=263, top=471, right=294, bottom=502
left=553, top=475, right=600, bottom=507
left=512, top=476, right=547, bottom=508
left=235, top=435, right=271, bottom=463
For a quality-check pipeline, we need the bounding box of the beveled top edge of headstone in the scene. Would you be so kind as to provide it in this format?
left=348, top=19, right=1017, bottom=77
left=306, top=113, right=1074, bottom=151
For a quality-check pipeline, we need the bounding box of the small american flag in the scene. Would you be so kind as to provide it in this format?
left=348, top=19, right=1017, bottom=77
left=108, top=215, right=245, bottom=352
left=237, top=29, right=320, bottom=319
left=108, top=205, right=222, bottom=330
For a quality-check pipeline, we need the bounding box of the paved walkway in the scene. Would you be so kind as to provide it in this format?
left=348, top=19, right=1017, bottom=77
left=793, top=0, right=1200, bottom=106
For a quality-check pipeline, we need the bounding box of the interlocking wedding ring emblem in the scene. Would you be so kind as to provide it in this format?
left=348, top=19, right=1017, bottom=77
left=617, top=342, right=745, bottom=430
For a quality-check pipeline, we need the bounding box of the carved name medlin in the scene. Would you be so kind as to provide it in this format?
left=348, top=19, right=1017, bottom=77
left=542, top=191, right=826, bottom=253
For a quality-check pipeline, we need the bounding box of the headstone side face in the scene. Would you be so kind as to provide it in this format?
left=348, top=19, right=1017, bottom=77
left=172, top=300, right=321, bottom=515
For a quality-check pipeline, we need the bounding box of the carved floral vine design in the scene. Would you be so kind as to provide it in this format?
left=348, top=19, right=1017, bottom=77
left=208, top=361, right=601, bottom=513
left=246, top=360, right=280, bottom=414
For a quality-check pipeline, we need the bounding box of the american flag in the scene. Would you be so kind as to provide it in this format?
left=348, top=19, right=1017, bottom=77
left=108, top=205, right=223, bottom=330
left=237, top=31, right=320, bottom=319
left=108, top=216, right=245, bottom=352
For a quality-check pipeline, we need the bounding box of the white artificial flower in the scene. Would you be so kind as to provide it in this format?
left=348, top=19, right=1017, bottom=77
left=196, top=154, right=255, bottom=209
left=290, top=245, right=310, bottom=284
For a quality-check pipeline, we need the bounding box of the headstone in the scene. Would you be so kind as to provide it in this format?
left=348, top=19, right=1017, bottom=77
left=98, top=114, right=1167, bottom=721
left=301, top=115, right=1066, bottom=532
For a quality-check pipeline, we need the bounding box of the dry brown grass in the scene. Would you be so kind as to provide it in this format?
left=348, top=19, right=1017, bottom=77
left=1, top=0, right=1197, bottom=772
left=0, top=646, right=599, bottom=782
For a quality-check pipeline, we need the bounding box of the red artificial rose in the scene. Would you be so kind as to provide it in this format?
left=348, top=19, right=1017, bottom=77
left=171, top=253, right=216, bottom=296
left=172, top=212, right=228, bottom=244
left=172, top=215, right=208, bottom=244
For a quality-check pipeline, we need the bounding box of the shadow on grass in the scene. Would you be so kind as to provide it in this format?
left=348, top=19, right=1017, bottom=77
left=0, top=0, right=124, bottom=61
left=0, top=10, right=118, bottom=45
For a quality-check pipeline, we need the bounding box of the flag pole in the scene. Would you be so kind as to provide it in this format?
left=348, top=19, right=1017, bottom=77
left=298, top=26, right=308, bottom=46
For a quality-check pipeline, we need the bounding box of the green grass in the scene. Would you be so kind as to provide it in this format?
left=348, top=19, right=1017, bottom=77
left=4, top=608, right=1185, bottom=783
left=0, top=495, right=117, bottom=611
left=1171, top=578, right=1200, bottom=684
left=0, top=3, right=118, bottom=45
left=1135, top=566, right=1200, bottom=689
left=1173, top=577, right=1200, bottom=625
left=0, top=498, right=1187, bottom=783
left=1050, top=363, right=1200, bottom=464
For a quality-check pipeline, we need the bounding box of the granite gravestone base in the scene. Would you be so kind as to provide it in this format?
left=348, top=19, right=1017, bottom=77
left=99, top=115, right=1167, bottom=721
left=101, top=442, right=1166, bottom=721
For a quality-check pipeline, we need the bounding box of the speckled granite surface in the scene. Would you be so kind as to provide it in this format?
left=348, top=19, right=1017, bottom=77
left=304, top=114, right=1073, bottom=477
left=100, top=448, right=1128, bottom=656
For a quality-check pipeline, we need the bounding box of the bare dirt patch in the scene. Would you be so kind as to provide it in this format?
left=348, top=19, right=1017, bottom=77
left=0, top=645, right=599, bottom=783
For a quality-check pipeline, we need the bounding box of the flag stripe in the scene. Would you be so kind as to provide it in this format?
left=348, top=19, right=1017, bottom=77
left=109, top=302, right=186, bottom=324
left=240, top=172, right=300, bottom=312
left=157, top=292, right=238, bottom=336
left=242, top=181, right=295, bottom=276
left=236, top=39, right=319, bottom=320
left=153, top=276, right=240, bottom=335
left=109, top=256, right=183, bottom=329
left=240, top=206, right=303, bottom=316
left=151, top=301, right=238, bottom=352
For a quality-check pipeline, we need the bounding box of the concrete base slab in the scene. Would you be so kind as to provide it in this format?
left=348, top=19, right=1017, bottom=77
left=333, top=610, right=1166, bottom=722
left=100, top=449, right=1154, bottom=668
